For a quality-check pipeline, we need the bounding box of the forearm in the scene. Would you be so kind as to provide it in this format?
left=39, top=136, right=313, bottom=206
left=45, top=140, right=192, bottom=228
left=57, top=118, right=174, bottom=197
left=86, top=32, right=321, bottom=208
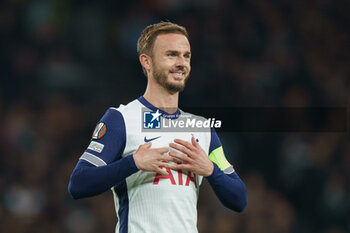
left=206, top=163, right=247, bottom=212
left=68, top=155, right=138, bottom=199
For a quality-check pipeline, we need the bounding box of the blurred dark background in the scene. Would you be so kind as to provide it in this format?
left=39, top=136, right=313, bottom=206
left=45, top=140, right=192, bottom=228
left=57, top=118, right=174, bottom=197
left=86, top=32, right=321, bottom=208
left=0, top=0, right=349, bottom=232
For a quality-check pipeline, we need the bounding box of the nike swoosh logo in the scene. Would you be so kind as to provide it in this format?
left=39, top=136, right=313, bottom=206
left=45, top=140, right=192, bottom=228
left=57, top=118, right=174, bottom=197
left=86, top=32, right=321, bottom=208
left=144, top=136, right=161, bottom=142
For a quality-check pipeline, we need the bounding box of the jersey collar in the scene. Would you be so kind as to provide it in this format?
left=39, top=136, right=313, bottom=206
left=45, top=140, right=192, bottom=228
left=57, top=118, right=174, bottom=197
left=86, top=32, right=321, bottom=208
left=138, top=96, right=181, bottom=119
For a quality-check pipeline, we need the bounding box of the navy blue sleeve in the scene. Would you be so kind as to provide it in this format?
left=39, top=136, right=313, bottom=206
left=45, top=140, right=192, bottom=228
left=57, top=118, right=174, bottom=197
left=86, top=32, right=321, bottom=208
left=68, top=108, right=139, bottom=199
left=206, top=164, right=247, bottom=212
left=68, top=156, right=138, bottom=199
left=209, top=128, right=221, bottom=154
left=83, top=108, right=126, bottom=164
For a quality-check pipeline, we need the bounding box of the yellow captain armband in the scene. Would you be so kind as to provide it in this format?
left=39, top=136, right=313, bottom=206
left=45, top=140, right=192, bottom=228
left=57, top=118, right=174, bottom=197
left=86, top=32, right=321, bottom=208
left=208, top=146, right=235, bottom=174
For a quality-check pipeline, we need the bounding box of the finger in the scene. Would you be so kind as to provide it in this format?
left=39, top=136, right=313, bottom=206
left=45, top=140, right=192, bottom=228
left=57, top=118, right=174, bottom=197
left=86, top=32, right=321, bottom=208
left=159, top=161, right=173, bottom=168
left=156, top=167, right=169, bottom=176
left=163, top=162, right=188, bottom=171
left=143, top=142, right=152, bottom=148
left=174, top=139, right=195, bottom=151
left=169, top=151, right=192, bottom=163
left=169, top=143, right=192, bottom=156
left=154, top=147, right=169, bottom=154
left=191, top=137, right=200, bottom=148
left=162, top=162, right=180, bottom=170
left=159, top=155, right=174, bottom=162
left=165, top=162, right=192, bottom=171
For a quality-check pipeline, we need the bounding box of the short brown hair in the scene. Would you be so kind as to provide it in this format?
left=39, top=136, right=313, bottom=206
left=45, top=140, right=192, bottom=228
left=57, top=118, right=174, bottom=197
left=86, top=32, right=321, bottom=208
left=137, top=22, right=189, bottom=75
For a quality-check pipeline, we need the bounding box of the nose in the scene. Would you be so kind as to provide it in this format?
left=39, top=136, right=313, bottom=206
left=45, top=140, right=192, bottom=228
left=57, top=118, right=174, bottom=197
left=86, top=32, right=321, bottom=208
left=176, top=55, right=188, bottom=67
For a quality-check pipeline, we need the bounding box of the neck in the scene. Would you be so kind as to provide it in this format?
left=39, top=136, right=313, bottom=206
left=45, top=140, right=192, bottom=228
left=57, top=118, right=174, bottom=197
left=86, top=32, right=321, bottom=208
left=143, top=80, right=179, bottom=114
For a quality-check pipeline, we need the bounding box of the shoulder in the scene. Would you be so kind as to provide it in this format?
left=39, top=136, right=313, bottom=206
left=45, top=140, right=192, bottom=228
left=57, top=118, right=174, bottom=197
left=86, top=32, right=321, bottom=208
left=96, top=99, right=141, bottom=129
left=105, top=98, right=141, bottom=116
left=99, top=107, right=124, bottom=125
left=109, top=99, right=142, bottom=115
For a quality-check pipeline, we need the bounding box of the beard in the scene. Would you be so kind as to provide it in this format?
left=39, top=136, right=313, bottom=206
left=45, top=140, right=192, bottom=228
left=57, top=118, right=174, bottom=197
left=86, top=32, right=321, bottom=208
left=152, top=63, right=189, bottom=94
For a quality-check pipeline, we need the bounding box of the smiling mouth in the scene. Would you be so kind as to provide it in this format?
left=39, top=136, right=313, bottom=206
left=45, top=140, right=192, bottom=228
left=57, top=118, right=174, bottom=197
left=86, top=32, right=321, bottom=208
left=170, top=71, right=185, bottom=79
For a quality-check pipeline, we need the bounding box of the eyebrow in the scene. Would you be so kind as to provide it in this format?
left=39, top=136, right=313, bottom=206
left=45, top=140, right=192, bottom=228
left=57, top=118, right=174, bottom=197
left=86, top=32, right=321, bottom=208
left=166, top=50, right=191, bottom=56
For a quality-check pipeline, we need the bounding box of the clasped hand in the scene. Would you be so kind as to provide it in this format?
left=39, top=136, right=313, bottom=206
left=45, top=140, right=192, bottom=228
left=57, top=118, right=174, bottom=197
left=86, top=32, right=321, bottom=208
left=133, top=137, right=214, bottom=177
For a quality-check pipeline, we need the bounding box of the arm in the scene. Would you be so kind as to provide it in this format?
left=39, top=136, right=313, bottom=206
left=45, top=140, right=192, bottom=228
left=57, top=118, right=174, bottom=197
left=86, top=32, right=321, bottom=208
left=205, top=129, right=247, bottom=212
left=68, top=108, right=129, bottom=199
left=206, top=164, right=247, bottom=212
left=68, top=155, right=138, bottom=199
left=68, top=108, right=173, bottom=199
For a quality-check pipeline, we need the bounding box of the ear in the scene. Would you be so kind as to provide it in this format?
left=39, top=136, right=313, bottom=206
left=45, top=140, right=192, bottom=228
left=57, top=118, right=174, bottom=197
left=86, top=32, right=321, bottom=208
left=139, top=54, right=152, bottom=73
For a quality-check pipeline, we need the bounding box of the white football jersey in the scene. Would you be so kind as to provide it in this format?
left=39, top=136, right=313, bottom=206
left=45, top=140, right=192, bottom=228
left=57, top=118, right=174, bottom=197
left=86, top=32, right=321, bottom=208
left=80, top=97, right=234, bottom=233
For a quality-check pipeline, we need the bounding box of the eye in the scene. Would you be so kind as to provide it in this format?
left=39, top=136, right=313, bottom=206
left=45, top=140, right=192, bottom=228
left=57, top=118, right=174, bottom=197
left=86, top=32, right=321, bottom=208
left=168, top=52, right=176, bottom=57
left=184, top=52, right=191, bottom=59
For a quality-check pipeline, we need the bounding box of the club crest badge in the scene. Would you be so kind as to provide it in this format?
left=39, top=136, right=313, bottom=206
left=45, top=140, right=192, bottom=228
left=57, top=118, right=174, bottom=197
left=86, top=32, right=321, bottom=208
left=92, top=122, right=106, bottom=139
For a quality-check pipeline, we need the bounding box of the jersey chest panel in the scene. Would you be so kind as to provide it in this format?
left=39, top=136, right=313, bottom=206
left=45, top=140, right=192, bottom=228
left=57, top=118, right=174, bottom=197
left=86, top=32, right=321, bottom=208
left=113, top=100, right=213, bottom=233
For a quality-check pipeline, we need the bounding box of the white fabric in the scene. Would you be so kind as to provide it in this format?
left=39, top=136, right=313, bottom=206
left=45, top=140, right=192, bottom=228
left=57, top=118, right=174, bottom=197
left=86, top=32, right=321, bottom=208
left=112, top=99, right=211, bottom=233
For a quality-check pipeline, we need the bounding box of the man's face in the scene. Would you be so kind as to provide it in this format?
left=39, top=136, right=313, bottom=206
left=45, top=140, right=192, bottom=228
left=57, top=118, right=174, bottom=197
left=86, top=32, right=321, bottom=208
left=150, top=33, right=191, bottom=93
